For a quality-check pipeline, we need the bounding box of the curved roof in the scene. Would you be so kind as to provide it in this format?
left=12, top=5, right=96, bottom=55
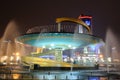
left=16, top=33, right=103, bottom=49
left=56, top=17, right=91, bottom=32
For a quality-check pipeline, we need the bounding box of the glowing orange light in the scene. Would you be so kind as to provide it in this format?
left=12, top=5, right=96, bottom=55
left=16, top=52, right=19, bottom=56
left=12, top=74, right=20, bottom=79
left=99, top=54, right=103, bottom=58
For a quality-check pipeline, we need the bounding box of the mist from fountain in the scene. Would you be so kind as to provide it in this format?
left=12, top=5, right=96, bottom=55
left=105, top=27, right=120, bottom=70
left=0, top=20, right=21, bottom=63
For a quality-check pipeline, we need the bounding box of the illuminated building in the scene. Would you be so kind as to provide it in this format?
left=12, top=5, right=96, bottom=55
left=15, top=17, right=105, bottom=68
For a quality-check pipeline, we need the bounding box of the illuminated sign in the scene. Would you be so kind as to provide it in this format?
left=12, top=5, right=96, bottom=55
left=78, top=15, right=92, bottom=28
left=82, top=18, right=91, bottom=26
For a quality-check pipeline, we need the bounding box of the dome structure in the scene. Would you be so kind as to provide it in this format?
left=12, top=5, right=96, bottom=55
left=15, top=17, right=105, bottom=67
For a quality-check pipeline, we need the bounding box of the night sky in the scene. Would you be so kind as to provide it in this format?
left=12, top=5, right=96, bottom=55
left=0, top=0, right=120, bottom=40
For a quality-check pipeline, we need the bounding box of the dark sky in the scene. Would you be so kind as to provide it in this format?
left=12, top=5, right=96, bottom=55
left=0, top=0, right=120, bottom=40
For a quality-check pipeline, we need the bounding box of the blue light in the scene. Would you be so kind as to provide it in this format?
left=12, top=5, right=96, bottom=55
left=85, top=20, right=91, bottom=26
left=89, top=77, right=99, bottom=80
left=82, top=18, right=91, bottom=26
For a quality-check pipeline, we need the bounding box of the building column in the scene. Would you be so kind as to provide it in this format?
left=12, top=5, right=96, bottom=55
left=58, top=23, right=61, bottom=32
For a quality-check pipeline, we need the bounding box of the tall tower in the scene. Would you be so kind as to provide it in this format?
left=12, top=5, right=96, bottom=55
left=78, top=14, right=92, bottom=34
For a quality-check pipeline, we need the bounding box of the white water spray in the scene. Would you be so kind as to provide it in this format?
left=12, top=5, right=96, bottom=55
left=105, top=27, right=120, bottom=71
left=0, top=20, right=21, bottom=63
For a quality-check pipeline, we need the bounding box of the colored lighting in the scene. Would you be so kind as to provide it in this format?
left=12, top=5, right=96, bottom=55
left=79, top=16, right=92, bottom=19
left=17, top=33, right=102, bottom=49
left=99, top=54, right=103, bottom=58
left=89, top=77, right=99, bottom=80
left=84, top=20, right=91, bottom=26
left=15, top=17, right=105, bottom=67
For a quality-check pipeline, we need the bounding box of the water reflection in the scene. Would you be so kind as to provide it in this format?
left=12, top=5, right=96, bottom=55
left=0, top=72, right=117, bottom=80
left=0, top=65, right=119, bottom=80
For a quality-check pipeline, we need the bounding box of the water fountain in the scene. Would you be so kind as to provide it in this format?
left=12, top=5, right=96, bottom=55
left=105, top=28, right=120, bottom=71
left=0, top=20, right=21, bottom=64
left=0, top=17, right=119, bottom=80
left=15, top=17, right=104, bottom=69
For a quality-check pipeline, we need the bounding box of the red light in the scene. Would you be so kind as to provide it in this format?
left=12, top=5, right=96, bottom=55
left=78, top=15, right=92, bottom=19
